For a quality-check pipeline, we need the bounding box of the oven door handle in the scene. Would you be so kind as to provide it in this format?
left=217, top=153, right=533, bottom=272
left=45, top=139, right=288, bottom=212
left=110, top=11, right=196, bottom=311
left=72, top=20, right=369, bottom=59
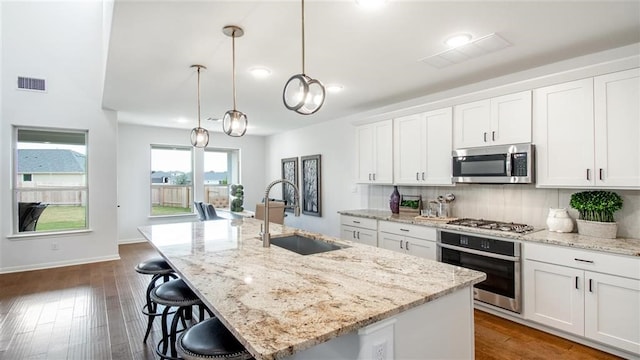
left=438, top=243, right=520, bottom=262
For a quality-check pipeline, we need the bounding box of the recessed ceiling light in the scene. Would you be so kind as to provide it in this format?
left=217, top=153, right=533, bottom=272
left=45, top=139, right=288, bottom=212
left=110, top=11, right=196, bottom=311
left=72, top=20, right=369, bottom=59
left=445, top=33, right=472, bottom=48
left=249, top=66, right=271, bottom=79
left=326, top=84, right=344, bottom=93
left=356, top=0, right=387, bottom=8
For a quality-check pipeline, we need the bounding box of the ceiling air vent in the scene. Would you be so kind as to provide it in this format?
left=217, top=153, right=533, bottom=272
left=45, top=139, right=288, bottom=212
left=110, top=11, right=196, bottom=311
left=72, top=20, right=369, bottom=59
left=420, top=33, right=511, bottom=69
left=17, top=76, right=46, bottom=92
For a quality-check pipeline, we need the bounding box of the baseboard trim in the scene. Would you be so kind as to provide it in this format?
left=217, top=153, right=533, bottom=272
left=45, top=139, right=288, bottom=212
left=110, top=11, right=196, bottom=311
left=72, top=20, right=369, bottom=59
left=0, top=254, right=121, bottom=274
left=118, top=238, right=147, bottom=245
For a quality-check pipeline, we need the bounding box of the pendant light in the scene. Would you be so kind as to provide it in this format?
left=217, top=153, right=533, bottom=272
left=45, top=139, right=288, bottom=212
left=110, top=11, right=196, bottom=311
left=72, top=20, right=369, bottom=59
left=222, top=25, right=248, bottom=137
left=282, top=0, right=325, bottom=115
left=189, top=64, right=209, bottom=147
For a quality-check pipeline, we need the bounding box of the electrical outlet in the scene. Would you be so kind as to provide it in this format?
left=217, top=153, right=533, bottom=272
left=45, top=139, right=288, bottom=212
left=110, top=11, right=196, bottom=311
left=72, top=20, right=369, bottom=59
left=51, top=242, right=59, bottom=250
left=373, top=341, right=386, bottom=360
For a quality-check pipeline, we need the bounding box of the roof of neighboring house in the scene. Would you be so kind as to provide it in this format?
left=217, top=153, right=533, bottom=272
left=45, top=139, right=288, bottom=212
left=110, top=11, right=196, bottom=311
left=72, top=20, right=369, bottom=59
left=18, top=149, right=86, bottom=173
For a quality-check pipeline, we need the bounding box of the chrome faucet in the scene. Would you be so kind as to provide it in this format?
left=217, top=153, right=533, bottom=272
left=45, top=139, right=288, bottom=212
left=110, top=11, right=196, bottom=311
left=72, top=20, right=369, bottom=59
left=261, top=178, right=301, bottom=247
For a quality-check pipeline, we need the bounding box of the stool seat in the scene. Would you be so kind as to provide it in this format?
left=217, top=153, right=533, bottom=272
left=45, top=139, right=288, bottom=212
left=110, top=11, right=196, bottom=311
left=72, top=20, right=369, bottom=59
left=135, top=257, right=174, bottom=275
left=177, top=317, right=252, bottom=360
left=152, top=279, right=201, bottom=306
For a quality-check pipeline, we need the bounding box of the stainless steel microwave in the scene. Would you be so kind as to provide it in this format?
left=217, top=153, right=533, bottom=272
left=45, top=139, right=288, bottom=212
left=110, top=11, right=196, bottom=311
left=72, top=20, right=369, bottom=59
left=452, top=143, right=534, bottom=184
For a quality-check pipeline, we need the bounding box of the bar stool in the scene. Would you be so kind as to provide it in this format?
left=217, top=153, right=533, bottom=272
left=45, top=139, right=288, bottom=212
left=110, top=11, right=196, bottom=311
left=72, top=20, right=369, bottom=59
left=135, top=257, right=178, bottom=342
left=177, top=317, right=253, bottom=360
left=151, top=278, right=213, bottom=360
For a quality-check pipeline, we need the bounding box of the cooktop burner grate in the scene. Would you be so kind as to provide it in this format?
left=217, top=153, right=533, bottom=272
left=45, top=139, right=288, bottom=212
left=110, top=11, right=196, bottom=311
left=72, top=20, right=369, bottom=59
left=447, top=218, right=534, bottom=234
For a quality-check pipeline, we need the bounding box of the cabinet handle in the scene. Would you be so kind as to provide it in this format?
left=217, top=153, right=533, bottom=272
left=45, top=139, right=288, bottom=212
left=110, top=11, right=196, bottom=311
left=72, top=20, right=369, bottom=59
left=416, top=172, right=419, bottom=181
left=574, top=258, right=594, bottom=264
left=483, top=132, right=487, bottom=142
left=422, top=172, right=425, bottom=180
left=400, top=228, right=410, bottom=232
left=589, top=279, right=593, bottom=293
left=586, top=169, right=591, bottom=181
left=599, top=168, right=604, bottom=181
left=353, top=230, right=356, bottom=239
left=352, top=220, right=360, bottom=224
left=406, top=241, right=410, bottom=251
left=575, top=276, right=579, bottom=289
left=368, top=173, right=371, bottom=181
left=372, top=173, right=376, bottom=181
left=356, top=231, right=360, bottom=239
left=492, top=131, right=496, bottom=141
left=400, top=240, right=403, bottom=249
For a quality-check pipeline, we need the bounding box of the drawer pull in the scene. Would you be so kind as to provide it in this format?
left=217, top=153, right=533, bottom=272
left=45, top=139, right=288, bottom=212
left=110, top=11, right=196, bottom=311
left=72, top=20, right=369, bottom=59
left=352, top=220, right=361, bottom=224
left=400, top=228, right=410, bottom=232
left=574, top=258, right=594, bottom=264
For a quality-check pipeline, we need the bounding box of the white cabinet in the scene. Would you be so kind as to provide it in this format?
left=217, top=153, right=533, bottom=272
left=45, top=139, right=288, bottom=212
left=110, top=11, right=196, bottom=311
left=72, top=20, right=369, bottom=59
left=534, top=68, right=640, bottom=188
left=453, top=91, right=531, bottom=148
left=340, top=215, right=377, bottom=247
left=524, top=242, right=640, bottom=355
left=356, top=120, right=393, bottom=184
left=394, top=108, right=453, bottom=185
left=378, top=221, right=437, bottom=260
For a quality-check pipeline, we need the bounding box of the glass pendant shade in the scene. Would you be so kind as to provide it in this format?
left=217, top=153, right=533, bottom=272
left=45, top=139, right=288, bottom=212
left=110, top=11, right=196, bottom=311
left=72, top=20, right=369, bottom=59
left=190, top=127, right=209, bottom=147
left=282, top=0, right=325, bottom=115
left=222, top=110, right=248, bottom=137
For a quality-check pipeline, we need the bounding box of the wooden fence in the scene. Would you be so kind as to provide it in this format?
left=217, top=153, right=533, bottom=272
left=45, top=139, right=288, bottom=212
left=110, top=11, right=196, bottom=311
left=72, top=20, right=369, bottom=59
left=151, top=185, right=192, bottom=208
left=17, top=191, right=85, bottom=206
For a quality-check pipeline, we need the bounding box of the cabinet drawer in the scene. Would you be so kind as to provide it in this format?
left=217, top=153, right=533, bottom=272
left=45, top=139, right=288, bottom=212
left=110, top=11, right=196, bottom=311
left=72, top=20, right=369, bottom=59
left=341, top=215, right=377, bottom=230
left=525, top=242, right=640, bottom=280
left=379, top=221, right=437, bottom=240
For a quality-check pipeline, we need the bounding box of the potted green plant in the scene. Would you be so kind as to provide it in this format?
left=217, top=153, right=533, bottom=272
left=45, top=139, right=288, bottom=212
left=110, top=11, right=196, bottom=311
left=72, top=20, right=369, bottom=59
left=569, top=190, right=623, bottom=239
left=230, top=184, right=244, bottom=212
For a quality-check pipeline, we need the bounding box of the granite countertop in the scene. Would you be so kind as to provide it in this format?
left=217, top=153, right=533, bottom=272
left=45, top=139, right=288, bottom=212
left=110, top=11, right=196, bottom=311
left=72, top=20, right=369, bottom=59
left=339, top=209, right=640, bottom=257
left=138, top=218, right=485, bottom=360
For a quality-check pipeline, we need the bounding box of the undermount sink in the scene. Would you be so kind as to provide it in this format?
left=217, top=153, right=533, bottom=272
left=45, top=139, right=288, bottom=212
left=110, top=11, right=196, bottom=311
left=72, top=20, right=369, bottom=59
left=271, top=235, right=348, bottom=255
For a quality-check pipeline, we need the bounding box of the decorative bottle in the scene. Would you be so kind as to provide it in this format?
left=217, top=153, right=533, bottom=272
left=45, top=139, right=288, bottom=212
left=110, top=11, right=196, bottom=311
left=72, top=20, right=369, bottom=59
left=389, top=186, right=400, bottom=214
left=546, top=208, right=574, bottom=233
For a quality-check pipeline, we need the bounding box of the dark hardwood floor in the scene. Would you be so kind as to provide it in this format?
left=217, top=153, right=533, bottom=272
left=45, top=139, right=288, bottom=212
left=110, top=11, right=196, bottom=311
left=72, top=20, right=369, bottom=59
left=0, top=242, right=623, bottom=360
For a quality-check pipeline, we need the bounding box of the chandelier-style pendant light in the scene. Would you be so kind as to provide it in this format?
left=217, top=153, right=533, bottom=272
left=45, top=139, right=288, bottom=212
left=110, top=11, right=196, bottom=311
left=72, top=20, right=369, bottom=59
left=222, top=25, right=248, bottom=137
left=190, top=64, right=209, bottom=147
left=282, top=0, right=326, bottom=115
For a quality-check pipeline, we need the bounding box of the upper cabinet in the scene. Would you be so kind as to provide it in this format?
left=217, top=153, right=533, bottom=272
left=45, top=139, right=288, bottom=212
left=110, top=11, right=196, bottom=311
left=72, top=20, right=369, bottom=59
left=454, top=91, right=532, bottom=149
left=394, top=108, right=453, bottom=185
left=356, top=120, right=393, bottom=184
left=534, top=68, right=639, bottom=188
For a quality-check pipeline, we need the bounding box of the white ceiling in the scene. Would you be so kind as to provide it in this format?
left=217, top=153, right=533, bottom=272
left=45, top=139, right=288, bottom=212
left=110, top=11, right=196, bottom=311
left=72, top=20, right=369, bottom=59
left=103, top=0, right=640, bottom=136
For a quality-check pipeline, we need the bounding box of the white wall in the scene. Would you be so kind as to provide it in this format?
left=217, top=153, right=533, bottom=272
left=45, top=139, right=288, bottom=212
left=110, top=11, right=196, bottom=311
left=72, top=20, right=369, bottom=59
left=265, top=45, right=640, bottom=240
left=117, top=123, right=266, bottom=242
left=265, top=118, right=365, bottom=237
left=1, top=2, right=118, bottom=273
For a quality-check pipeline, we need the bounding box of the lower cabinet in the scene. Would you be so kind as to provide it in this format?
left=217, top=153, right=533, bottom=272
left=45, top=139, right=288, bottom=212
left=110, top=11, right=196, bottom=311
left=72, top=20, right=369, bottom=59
left=340, top=215, right=378, bottom=247
left=378, top=221, right=437, bottom=261
left=524, top=243, right=640, bottom=355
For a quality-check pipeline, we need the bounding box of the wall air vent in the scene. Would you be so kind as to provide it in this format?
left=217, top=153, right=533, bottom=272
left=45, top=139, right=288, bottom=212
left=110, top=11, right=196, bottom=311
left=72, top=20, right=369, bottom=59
left=17, top=76, right=46, bottom=92
left=420, top=33, right=511, bottom=69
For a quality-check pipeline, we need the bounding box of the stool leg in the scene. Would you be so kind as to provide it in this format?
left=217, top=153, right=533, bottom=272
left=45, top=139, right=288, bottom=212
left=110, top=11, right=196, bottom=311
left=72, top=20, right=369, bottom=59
left=169, top=306, right=184, bottom=358
left=160, top=305, right=172, bottom=357
left=143, top=274, right=162, bottom=343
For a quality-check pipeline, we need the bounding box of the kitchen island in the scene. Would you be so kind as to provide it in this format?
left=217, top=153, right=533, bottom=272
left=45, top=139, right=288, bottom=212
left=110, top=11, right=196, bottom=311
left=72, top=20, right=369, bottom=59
left=138, top=218, right=486, bottom=360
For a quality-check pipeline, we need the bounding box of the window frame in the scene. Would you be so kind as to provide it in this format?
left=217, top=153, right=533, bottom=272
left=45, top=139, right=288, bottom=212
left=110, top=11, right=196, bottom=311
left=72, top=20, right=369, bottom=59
left=149, top=144, right=194, bottom=217
left=12, top=126, right=89, bottom=235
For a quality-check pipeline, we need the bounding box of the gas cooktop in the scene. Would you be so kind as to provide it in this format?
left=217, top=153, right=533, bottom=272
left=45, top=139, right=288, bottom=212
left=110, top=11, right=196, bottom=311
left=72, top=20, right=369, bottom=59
left=447, top=218, right=534, bottom=234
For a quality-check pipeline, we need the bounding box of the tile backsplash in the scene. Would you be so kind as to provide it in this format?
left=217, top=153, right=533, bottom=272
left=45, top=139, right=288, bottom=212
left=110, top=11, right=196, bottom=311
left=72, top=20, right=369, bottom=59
left=364, top=184, right=639, bottom=239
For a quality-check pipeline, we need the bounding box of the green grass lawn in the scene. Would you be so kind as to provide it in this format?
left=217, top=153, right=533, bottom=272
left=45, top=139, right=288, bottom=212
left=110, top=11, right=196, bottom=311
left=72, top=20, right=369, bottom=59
left=36, top=205, right=86, bottom=231
left=151, top=205, right=192, bottom=216
left=33, top=205, right=192, bottom=232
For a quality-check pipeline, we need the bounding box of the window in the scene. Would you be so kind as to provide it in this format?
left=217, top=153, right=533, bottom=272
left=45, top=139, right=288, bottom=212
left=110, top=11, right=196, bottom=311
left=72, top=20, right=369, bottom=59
left=14, top=128, right=88, bottom=233
left=150, top=145, right=193, bottom=216
left=204, top=148, right=239, bottom=210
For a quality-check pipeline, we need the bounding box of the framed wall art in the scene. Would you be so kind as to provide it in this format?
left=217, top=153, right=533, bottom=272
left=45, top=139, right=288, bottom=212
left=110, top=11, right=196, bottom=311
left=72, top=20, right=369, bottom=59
left=281, top=157, right=298, bottom=212
left=301, top=154, right=321, bottom=217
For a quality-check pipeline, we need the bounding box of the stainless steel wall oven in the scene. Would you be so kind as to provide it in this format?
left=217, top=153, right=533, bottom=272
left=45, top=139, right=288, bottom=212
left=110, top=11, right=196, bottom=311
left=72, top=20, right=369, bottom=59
left=439, top=230, right=522, bottom=313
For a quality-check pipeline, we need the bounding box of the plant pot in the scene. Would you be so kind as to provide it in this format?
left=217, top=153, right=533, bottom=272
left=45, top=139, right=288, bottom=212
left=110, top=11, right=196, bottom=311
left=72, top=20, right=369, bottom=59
left=576, top=219, right=617, bottom=239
